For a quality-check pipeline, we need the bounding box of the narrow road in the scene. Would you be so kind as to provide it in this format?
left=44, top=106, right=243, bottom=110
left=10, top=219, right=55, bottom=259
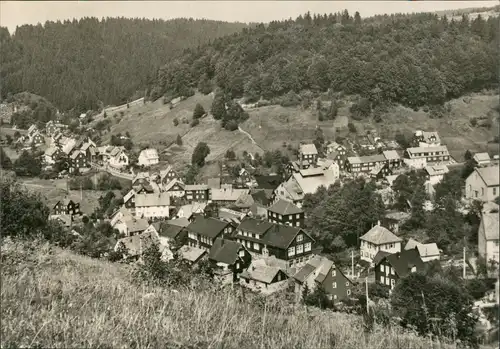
left=90, top=162, right=133, bottom=181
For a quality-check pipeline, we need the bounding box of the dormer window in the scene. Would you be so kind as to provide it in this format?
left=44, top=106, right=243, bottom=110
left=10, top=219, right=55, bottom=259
left=297, top=234, right=303, bottom=242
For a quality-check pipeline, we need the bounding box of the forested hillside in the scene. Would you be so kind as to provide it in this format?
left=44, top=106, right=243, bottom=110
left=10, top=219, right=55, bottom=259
left=152, top=10, right=499, bottom=110
left=0, top=18, right=249, bottom=111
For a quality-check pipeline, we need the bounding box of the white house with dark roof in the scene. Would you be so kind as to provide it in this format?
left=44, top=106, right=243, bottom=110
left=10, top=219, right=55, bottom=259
left=138, top=148, right=159, bottom=167
left=404, top=145, right=450, bottom=169
left=163, top=179, right=185, bottom=198
left=135, top=192, right=171, bottom=219
left=424, top=164, right=449, bottom=185
left=359, top=222, right=403, bottom=265
left=404, top=238, right=441, bottom=262
left=466, top=166, right=500, bottom=202
left=413, top=130, right=441, bottom=147
left=299, top=143, right=318, bottom=168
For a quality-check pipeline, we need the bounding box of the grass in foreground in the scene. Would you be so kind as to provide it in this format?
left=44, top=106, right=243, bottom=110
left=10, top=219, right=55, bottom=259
left=2, top=240, right=455, bottom=349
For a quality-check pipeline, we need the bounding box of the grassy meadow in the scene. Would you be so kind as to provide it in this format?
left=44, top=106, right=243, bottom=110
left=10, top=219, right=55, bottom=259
left=0, top=239, right=461, bottom=349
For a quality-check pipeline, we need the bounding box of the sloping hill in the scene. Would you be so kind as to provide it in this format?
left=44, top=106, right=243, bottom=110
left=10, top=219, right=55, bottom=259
left=1, top=239, right=456, bottom=349
left=0, top=18, right=249, bottom=111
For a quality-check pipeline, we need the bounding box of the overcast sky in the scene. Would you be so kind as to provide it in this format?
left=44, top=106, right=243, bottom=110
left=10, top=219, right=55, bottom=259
left=1, top=1, right=496, bottom=34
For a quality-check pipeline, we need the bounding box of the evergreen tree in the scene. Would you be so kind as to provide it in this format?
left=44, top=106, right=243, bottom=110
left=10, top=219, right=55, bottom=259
left=176, top=134, right=183, bottom=146
left=191, top=142, right=210, bottom=167
left=211, top=91, right=227, bottom=120
left=193, top=103, right=205, bottom=119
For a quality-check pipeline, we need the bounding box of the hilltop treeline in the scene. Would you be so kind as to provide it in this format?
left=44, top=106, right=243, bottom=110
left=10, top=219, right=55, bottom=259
left=0, top=17, right=248, bottom=112
left=153, top=10, right=498, bottom=109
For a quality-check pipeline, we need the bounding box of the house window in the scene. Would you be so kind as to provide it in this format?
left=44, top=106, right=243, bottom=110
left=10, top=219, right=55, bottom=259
left=289, top=216, right=292, bottom=221
left=304, top=243, right=311, bottom=252
left=380, top=276, right=385, bottom=283
left=296, top=244, right=303, bottom=254
left=297, top=234, right=303, bottom=242
left=288, top=246, right=296, bottom=257
left=494, top=187, right=497, bottom=196
left=239, top=250, right=245, bottom=257
left=332, top=282, right=337, bottom=289
left=481, top=188, right=485, bottom=196
left=296, top=222, right=300, bottom=227
left=380, top=265, right=385, bottom=272
left=411, top=266, right=417, bottom=273
left=346, top=282, right=350, bottom=286
left=334, top=295, right=338, bottom=300
left=385, top=278, right=390, bottom=286
left=347, top=290, right=351, bottom=296
left=391, top=279, right=395, bottom=287
left=332, top=269, right=336, bottom=277
left=236, top=262, right=240, bottom=269
left=296, top=214, right=300, bottom=219
left=253, top=242, right=260, bottom=251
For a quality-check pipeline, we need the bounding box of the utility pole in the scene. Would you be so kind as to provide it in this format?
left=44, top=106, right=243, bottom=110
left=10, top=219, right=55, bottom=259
left=351, top=250, right=354, bottom=278
left=365, top=277, right=369, bottom=315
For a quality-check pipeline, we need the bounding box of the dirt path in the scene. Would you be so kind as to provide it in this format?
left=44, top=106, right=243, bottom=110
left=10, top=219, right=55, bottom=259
left=238, top=126, right=264, bottom=152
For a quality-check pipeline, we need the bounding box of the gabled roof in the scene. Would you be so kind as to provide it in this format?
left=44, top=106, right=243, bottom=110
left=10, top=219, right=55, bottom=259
left=167, top=217, right=190, bottom=228
left=372, top=250, right=392, bottom=266
left=185, top=184, right=208, bottom=191
left=178, top=245, right=206, bottom=263
left=404, top=238, right=421, bottom=251
left=124, top=218, right=150, bottom=233
left=382, top=150, right=400, bottom=160
left=211, top=188, right=249, bottom=202
left=240, top=261, right=285, bottom=284
left=158, top=222, right=185, bottom=239
left=115, top=231, right=158, bottom=257
left=208, top=238, right=244, bottom=265
left=135, top=192, right=170, bottom=207
left=416, top=243, right=440, bottom=257
left=45, top=147, right=58, bottom=156
left=254, top=175, right=282, bottom=190
left=268, top=199, right=303, bottom=215
left=293, top=263, right=316, bottom=283
left=314, top=258, right=335, bottom=283
left=179, top=202, right=207, bottom=218
left=360, top=225, right=402, bottom=245
left=380, top=249, right=425, bottom=278
left=299, top=167, right=324, bottom=177
left=420, top=131, right=441, bottom=144
left=290, top=167, right=336, bottom=196
left=132, top=171, right=150, bottom=183
left=70, top=150, right=82, bottom=160
left=406, top=146, right=449, bottom=157
left=123, top=189, right=135, bottom=204
left=370, top=163, right=385, bottom=176
left=234, top=192, right=254, bottom=208
left=300, top=143, right=318, bottom=155
left=475, top=166, right=500, bottom=187
left=139, top=148, right=159, bottom=160
left=293, top=255, right=332, bottom=283
left=425, top=165, right=449, bottom=176
left=385, top=211, right=410, bottom=222
left=237, top=217, right=274, bottom=235
left=164, top=179, right=185, bottom=192
left=473, top=152, right=491, bottom=162
left=250, top=189, right=272, bottom=206
left=159, top=165, right=175, bottom=181
left=262, top=224, right=310, bottom=249
left=187, top=216, right=230, bottom=238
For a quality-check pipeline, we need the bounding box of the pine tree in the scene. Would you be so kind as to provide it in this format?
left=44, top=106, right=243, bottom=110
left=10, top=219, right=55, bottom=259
left=176, top=134, right=183, bottom=146
left=193, top=103, right=205, bottom=119
left=211, top=91, right=226, bottom=120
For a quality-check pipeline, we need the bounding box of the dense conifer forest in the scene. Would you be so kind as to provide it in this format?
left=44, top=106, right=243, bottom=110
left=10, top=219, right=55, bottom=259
left=0, top=17, right=249, bottom=111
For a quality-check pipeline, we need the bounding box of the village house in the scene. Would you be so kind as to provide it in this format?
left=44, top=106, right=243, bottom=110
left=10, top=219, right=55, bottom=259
left=29, top=130, right=45, bottom=146
left=138, top=148, right=159, bottom=167
left=299, top=143, right=319, bottom=168
left=210, top=184, right=249, bottom=206
left=473, top=152, right=491, bottom=167
left=465, top=166, right=500, bottom=202
left=403, top=145, right=450, bottom=169
left=53, top=198, right=80, bottom=216
left=478, top=203, right=499, bottom=268
left=374, top=249, right=426, bottom=291
left=178, top=245, right=207, bottom=266
left=240, top=258, right=289, bottom=294
left=108, top=147, right=129, bottom=169
left=122, top=189, right=136, bottom=213
left=207, top=177, right=222, bottom=190
left=110, top=207, right=133, bottom=227
left=346, top=154, right=387, bottom=174
left=184, top=184, right=210, bottom=202
left=59, top=136, right=77, bottom=156
left=49, top=214, right=72, bottom=228
left=186, top=216, right=235, bottom=251
left=412, top=130, right=441, bottom=148
left=382, top=211, right=410, bottom=234
left=45, top=121, right=58, bottom=136
left=404, top=238, right=441, bottom=262
left=274, top=165, right=338, bottom=208
left=142, top=221, right=187, bottom=260
left=218, top=207, right=248, bottom=224
left=163, top=179, right=185, bottom=198
left=382, top=150, right=402, bottom=169
left=238, top=168, right=255, bottom=188
left=177, top=202, right=207, bottom=222
left=135, top=183, right=156, bottom=194
left=158, top=166, right=179, bottom=187
left=359, top=222, right=403, bottom=265
left=424, top=164, right=449, bottom=186
left=248, top=190, right=272, bottom=218
left=80, top=141, right=97, bottom=163
left=326, top=141, right=347, bottom=156
left=267, top=199, right=304, bottom=228
left=293, top=255, right=353, bottom=304
left=232, top=192, right=256, bottom=213
left=370, top=162, right=393, bottom=180
left=132, top=172, right=150, bottom=187
left=69, top=149, right=88, bottom=172
left=44, top=147, right=63, bottom=165
left=27, top=124, right=38, bottom=138
left=209, top=238, right=252, bottom=284
left=135, top=192, right=171, bottom=219
left=254, top=174, right=282, bottom=198
left=234, top=217, right=316, bottom=270
left=113, top=216, right=149, bottom=237
left=114, top=230, right=168, bottom=261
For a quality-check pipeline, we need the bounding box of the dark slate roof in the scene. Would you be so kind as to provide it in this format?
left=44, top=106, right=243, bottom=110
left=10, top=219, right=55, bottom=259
left=262, top=224, right=306, bottom=249
left=208, top=238, right=243, bottom=265
left=159, top=222, right=185, bottom=239
left=187, top=216, right=229, bottom=239
left=268, top=199, right=303, bottom=215
left=293, top=263, right=316, bottom=283
left=372, top=250, right=392, bottom=266
left=379, top=249, right=425, bottom=278
left=254, top=175, right=282, bottom=190
left=237, top=217, right=274, bottom=235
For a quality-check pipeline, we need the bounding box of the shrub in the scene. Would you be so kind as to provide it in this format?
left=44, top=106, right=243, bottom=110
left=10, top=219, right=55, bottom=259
left=190, top=119, right=200, bottom=127
left=470, top=118, right=477, bottom=126
left=348, top=122, right=357, bottom=133
left=173, top=118, right=179, bottom=126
